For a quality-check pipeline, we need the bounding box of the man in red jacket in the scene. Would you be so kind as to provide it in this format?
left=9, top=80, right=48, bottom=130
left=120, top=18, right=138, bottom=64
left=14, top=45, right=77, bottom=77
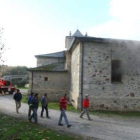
left=58, top=94, right=72, bottom=128
left=79, top=94, right=92, bottom=120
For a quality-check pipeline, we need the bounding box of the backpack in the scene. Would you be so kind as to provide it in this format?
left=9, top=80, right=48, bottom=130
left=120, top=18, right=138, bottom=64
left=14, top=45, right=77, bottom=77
left=28, top=96, right=33, bottom=105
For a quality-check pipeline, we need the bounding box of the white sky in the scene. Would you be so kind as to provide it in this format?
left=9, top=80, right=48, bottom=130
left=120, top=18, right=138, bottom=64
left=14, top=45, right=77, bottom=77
left=0, top=0, right=140, bottom=68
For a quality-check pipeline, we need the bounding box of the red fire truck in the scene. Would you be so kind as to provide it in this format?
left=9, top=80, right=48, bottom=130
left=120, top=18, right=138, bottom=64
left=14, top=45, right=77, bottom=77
left=0, top=78, right=15, bottom=94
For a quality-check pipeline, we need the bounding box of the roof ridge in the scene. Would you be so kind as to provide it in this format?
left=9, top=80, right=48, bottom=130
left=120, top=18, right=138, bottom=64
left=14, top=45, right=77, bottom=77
left=72, top=30, right=83, bottom=37
left=35, top=51, right=65, bottom=58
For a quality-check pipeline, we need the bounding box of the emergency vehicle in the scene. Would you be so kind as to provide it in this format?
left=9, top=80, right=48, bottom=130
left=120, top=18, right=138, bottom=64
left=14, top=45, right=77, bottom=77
left=0, top=78, right=15, bottom=94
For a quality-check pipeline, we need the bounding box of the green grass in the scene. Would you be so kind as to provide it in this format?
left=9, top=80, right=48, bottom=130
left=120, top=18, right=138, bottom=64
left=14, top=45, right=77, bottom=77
left=48, top=102, right=79, bottom=112
left=90, top=110, right=140, bottom=118
left=0, top=113, right=85, bottom=140
left=22, top=95, right=28, bottom=103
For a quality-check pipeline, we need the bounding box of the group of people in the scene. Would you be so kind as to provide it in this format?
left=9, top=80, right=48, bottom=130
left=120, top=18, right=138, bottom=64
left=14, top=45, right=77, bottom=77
left=13, top=90, right=92, bottom=128
left=27, top=93, right=72, bottom=128
left=28, top=93, right=50, bottom=124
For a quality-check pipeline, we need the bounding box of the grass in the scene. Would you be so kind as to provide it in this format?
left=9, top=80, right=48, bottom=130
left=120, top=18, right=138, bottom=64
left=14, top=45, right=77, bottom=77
left=22, top=94, right=28, bottom=103
left=49, top=102, right=79, bottom=112
left=0, top=113, right=85, bottom=140
left=17, top=86, right=29, bottom=89
left=22, top=95, right=140, bottom=118
left=90, top=110, right=140, bottom=118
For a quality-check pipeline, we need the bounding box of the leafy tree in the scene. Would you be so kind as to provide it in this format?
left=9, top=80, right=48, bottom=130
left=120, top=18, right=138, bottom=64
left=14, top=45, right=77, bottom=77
left=2, top=66, right=28, bottom=76
left=2, top=66, right=29, bottom=87
left=11, top=78, right=28, bottom=87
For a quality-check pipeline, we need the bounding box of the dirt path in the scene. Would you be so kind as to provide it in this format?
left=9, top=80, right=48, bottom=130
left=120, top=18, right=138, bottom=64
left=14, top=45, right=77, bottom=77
left=0, top=95, right=140, bottom=140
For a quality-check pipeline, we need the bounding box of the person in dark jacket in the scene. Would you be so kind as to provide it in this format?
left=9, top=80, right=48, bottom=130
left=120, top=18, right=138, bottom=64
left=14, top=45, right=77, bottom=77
left=28, top=93, right=39, bottom=123
left=58, top=94, right=71, bottom=128
left=40, top=93, right=50, bottom=118
left=13, top=89, right=22, bottom=113
left=27, top=92, right=34, bottom=118
left=79, top=94, right=92, bottom=120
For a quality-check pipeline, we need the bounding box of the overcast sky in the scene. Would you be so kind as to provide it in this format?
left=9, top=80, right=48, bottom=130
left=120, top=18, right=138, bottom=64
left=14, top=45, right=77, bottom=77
left=0, top=0, right=140, bottom=68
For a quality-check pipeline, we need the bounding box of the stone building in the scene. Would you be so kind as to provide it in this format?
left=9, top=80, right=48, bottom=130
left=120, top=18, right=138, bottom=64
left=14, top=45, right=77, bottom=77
left=28, top=30, right=140, bottom=111
left=28, top=51, right=70, bottom=101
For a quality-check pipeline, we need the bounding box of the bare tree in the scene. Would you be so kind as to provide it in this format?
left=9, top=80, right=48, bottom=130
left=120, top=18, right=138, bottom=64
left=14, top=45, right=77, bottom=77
left=0, top=28, right=5, bottom=65
left=0, top=28, right=8, bottom=76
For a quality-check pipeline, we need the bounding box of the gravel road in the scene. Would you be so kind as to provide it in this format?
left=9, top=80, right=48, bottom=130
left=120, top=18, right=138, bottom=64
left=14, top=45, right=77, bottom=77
left=0, top=94, right=140, bottom=140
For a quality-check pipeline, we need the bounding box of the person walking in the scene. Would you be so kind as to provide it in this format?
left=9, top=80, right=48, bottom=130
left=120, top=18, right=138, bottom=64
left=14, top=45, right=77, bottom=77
left=40, top=93, right=50, bottom=118
left=79, top=94, right=92, bottom=120
left=28, top=93, right=39, bottom=124
left=13, top=89, right=22, bottom=113
left=58, top=94, right=71, bottom=128
left=27, top=92, right=34, bottom=118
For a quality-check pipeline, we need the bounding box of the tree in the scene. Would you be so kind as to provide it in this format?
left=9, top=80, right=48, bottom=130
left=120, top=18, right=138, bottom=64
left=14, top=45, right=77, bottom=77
left=2, top=66, right=29, bottom=87
left=2, top=66, right=28, bottom=76
left=0, top=28, right=5, bottom=65
left=11, top=78, right=28, bottom=87
left=0, top=29, right=28, bottom=87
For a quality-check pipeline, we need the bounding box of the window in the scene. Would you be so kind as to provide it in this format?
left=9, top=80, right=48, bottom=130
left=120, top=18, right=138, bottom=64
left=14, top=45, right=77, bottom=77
left=111, top=60, right=122, bottom=82
left=44, top=77, right=48, bottom=81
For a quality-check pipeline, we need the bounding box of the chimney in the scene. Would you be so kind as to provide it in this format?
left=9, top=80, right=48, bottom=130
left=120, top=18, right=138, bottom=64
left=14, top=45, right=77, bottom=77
left=69, top=31, right=71, bottom=36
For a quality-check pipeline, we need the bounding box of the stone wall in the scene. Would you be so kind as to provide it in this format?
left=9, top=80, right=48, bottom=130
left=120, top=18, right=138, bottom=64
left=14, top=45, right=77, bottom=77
left=65, top=51, right=71, bottom=71
left=82, top=41, right=140, bottom=111
left=65, top=36, right=74, bottom=50
left=37, top=57, right=65, bottom=67
left=70, top=43, right=82, bottom=108
left=28, top=71, right=69, bottom=101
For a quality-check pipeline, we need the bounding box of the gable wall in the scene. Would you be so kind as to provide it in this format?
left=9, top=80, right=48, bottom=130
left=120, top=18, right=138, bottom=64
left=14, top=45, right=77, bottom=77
left=37, top=57, right=65, bottom=67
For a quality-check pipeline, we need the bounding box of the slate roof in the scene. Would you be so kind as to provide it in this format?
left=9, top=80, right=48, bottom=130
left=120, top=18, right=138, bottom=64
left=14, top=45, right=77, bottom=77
left=35, top=51, right=65, bottom=58
left=28, top=62, right=67, bottom=72
left=68, top=36, right=140, bottom=51
left=72, top=29, right=84, bottom=37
